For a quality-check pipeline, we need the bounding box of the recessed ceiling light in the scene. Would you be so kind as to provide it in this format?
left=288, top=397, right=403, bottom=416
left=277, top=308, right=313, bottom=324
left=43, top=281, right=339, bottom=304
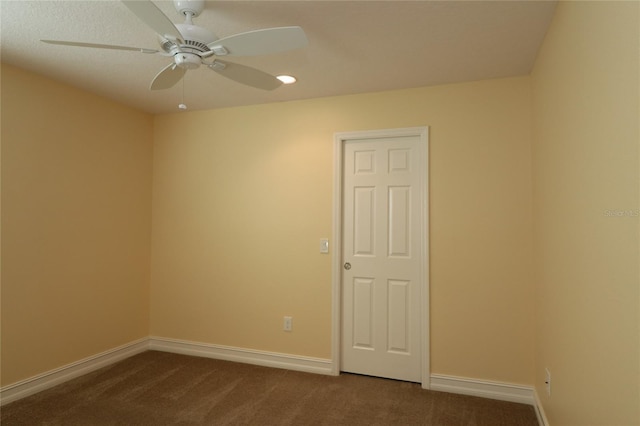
left=277, top=75, right=297, bottom=84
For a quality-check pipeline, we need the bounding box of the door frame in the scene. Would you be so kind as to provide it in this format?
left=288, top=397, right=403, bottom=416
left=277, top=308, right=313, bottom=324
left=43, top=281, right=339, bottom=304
left=331, top=126, right=430, bottom=388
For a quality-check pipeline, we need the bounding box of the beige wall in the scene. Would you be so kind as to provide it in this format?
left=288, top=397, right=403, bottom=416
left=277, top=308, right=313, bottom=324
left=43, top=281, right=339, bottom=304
left=151, top=76, right=535, bottom=384
left=1, top=64, right=153, bottom=385
left=531, top=2, right=640, bottom=425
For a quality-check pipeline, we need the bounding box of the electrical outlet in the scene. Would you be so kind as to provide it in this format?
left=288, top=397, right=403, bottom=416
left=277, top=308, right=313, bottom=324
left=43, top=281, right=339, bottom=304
left=283, top=316, right=293, bottom=332
left=544, top=368, right=551, bottom=396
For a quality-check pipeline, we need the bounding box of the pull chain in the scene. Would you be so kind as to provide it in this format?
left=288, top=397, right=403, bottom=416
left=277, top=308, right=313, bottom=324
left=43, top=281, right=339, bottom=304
left=178, top=76, right=187, bottom=110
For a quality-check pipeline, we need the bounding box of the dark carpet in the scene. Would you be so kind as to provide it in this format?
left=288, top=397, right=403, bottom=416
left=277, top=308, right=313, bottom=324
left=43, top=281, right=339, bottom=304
left=1, top=351, right=538, bottom=425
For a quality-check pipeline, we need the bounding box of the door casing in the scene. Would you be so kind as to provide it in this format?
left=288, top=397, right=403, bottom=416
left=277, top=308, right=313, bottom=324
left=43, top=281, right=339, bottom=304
left=331, top=126, right=430, bottom=388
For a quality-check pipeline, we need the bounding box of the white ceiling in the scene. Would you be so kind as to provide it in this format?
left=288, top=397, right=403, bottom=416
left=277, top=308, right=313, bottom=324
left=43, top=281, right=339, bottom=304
left=0, top=1, right=557, bottom=114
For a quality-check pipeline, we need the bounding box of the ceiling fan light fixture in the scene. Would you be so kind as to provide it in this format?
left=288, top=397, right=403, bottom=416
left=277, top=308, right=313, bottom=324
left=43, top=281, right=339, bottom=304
left=175, top=52, right=201, bottom=69
left=277, top=75, right=297, bottom=84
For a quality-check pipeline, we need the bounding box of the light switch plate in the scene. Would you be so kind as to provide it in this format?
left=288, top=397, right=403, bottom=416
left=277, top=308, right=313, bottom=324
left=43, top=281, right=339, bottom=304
left=320, top=238, right=329, bottom=254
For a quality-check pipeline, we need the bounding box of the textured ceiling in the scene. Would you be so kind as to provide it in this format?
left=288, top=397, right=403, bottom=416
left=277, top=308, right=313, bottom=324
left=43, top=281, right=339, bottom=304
left=0, top=1, right=557, bottom=114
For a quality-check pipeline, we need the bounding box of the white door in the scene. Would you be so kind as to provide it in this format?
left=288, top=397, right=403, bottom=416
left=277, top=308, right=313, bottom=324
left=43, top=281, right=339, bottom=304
left=340, top=130, right=427, bottom=383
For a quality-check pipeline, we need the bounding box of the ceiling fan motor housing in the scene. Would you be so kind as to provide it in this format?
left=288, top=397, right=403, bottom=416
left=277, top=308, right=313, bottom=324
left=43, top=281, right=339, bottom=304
left=159, top=23, right=218, bottom=68
left=175, top=23, right=218, bottom=47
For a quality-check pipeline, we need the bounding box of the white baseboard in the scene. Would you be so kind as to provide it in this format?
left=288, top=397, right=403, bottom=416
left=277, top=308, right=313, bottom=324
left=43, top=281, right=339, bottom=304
left=149, top=336, right=334, bottom=376
left=0, top=338, right=149, bottom=406
left=534, top=388, right=550, bottom=426
left=430, top=373, right=535, bottom=406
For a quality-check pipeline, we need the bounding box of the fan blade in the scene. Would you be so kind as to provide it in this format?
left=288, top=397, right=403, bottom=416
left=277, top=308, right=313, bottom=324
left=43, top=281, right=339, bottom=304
left=41, top=40, right=158, bottom=54
left=208, top=26, right=308, bottom=56
left=121, top=0, right=183, bottom=43
left=150, top=63, right=186, bottom=90
left=209, top=60, right=282, bottom=90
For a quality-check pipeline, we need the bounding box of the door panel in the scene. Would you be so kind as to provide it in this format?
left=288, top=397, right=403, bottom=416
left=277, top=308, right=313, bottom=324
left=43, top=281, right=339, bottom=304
left=352, top=277, right=375, bottom=349
left=388, top=186, right=411, bottom=257
left=387, top=279, right=410, bottom=353
left=353, top=187, right=375, bottom=256
left=341, top=134, right=424, bottom=383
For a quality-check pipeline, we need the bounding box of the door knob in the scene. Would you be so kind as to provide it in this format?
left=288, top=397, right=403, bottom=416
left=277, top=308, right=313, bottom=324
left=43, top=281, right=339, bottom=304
left=344, top=262, right=351, bottom=270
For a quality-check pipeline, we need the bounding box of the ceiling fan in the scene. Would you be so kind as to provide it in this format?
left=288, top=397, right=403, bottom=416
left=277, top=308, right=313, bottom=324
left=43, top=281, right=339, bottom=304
left=42, top=0, right=308, bottom=91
